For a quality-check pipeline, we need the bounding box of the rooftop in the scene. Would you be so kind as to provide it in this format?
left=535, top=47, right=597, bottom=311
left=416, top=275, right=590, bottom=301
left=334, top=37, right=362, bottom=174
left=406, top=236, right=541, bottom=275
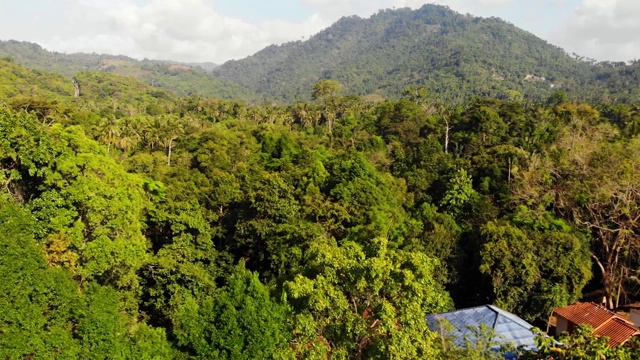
left=553, top=302, right=640, bottom=346
left=593, top=318, right=640, bottom=346
left=426, top=304, right=538, bottom=358
left=554, top=302, right=615, bottom=329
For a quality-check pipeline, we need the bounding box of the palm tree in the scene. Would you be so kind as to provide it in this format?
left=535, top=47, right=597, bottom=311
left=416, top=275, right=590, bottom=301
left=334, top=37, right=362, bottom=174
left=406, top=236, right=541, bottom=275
left=627, top=104, right=640, bottom=136
left=158, top=114, right=184, bottom=166
left=146, top=117, right=165, bottom=150
left=116, top=117, right=141, bottom=152
left=98, top=115, right=120, bottom=154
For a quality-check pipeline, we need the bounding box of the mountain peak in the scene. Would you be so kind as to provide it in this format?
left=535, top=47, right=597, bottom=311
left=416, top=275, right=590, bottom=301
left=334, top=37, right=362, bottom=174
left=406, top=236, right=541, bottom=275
left=212, top=5, right=593, bottom=103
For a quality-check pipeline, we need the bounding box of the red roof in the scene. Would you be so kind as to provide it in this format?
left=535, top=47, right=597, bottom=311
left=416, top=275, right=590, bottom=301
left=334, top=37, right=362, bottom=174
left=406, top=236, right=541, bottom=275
left=593, top=318, right=640, bottom=346
left=554, top=302, right=615, bottom=329
left=554, top=302, right=640, bottom=346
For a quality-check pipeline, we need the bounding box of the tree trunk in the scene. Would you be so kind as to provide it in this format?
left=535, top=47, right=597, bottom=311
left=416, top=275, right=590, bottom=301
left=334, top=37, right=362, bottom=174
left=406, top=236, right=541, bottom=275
left=592, top=253, right=615, bottom=309
left=72, top=78, right=80, bottom=98
left=444, top=119, right=450, bottom=154
left=167, top=138, right=173, bottom=166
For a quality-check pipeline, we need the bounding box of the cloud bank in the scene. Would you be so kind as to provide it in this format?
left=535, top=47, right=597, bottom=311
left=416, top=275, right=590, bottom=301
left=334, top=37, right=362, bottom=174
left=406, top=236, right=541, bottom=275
left=47, top=0, right=326, bottom=63
left=552, top=0, right=640, bottom=62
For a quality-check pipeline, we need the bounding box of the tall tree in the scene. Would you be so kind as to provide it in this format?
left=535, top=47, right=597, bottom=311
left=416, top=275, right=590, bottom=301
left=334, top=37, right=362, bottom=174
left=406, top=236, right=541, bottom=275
left=285, top=237, right=452, bottom=359
left=173, top=263, right=293, bottom=359
left=513, top=109, right=640, bottom=308
left=312, top=79, right=342, bottom=133
left=479, top=211, right=591, bottom=321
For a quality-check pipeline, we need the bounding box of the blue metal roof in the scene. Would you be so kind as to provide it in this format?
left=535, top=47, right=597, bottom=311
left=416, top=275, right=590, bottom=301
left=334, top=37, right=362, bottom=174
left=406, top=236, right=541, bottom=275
left=426, top=305, right=538, bottom=359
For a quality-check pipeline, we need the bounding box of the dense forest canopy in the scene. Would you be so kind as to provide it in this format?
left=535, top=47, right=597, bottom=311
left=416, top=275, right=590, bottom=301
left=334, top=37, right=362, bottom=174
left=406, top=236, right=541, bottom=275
left=2, top=51, right=640, bottom=358
left=2, top=4, right=640, bottom=359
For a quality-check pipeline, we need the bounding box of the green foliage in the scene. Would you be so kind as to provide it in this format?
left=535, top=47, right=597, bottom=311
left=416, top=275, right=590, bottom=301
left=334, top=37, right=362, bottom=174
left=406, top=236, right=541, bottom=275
left=512, top=114, right=640, bottom=309
left=453, top=324, right=515, bottom=360
left=0, top=194, right=80, bottom=359
left=440, top=168, right=479, bottom=217
left=2, top=51, right=640, bottom=359
left=0, top=40, right=255, bottom=101
left=27, top=124, right=150, bottom=289
left=376, top=100, right=433, bottom=143
left=526, top=325, right=640, bottom=360
left=479, top=212, right=591, bottom=321
left=0, top=194, right=174, bottom=360
left=402, top=86, right=430, bottom=104
left=285, top=237, right=452, bottom=359
left=393, top=202, right=462, bottom=284
left=173, top=263, right=293, bottom=359
left=0, top=57, right=74, bottom=100
left=312, top=79, right=342, bottom=101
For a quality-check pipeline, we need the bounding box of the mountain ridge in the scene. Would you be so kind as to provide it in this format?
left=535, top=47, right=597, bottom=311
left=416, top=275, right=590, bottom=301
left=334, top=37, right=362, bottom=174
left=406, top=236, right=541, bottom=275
left=2, top=5, right=640, bottom=104
left=0, top=40, right=254, bottom=101
left=212, top=4, right=600, bottom=103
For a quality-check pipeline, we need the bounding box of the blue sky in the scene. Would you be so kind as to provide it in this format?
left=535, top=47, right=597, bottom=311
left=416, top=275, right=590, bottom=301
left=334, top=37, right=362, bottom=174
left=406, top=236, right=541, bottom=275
left=0, top=0, right=636, bottom=64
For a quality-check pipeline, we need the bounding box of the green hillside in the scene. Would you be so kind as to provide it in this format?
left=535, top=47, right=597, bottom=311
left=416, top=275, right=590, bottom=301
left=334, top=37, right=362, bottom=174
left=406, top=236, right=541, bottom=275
left=212, top=4, right=633, bottom=103
left=0, top=57, right=184, bottom=122
left=4, top=5, right=640, bottom=105
left=0, top=40, right=255, bottom=101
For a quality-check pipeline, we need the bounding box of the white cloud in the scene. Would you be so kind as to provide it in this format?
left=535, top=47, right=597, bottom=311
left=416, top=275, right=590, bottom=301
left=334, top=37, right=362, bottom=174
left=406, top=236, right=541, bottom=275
left=21, top=0, right=640, bottom=64
left=43, top=0, right=327, bottom=63
left=551, top=0, right=640, bottom=61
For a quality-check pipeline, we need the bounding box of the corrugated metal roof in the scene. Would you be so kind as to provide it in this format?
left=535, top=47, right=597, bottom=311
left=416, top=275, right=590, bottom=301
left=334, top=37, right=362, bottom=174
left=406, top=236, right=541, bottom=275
left=426, top=305, right=538, bottom=359
left=553, top=302, right=614, bottom=329
left=593, top=318, right=639, bottom=346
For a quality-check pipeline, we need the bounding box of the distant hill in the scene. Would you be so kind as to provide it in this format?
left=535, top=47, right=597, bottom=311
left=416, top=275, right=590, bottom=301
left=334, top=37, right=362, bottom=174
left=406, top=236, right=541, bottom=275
left=0, top=57, right=183, bottom=117
left=3, top=5, right=640, bottom=105
left=0, top=56, right=74, bottom=100
left=185, top=62, right=218, bottom=72
left=212, top=4, right=636, bottom=103
left=0, top=40, right=253, bottom=101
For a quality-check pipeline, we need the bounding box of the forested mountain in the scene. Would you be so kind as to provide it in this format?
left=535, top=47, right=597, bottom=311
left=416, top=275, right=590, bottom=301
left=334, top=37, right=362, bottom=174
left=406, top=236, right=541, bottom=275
left=4, top=5, right=640, bottom=105
left=213, top=4, right=638, bottom=103
left=0, top=40, right=254, bottom=100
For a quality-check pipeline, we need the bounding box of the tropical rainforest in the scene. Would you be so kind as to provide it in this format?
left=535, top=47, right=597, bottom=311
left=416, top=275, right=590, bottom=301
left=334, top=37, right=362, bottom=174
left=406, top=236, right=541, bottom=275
left=3, top=3, right=640, bottom=360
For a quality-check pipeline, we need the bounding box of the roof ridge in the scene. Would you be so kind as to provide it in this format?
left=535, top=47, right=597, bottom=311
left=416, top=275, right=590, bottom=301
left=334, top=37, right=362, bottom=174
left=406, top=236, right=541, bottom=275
left=490, top=306, right=500, bottom=330
left=488, top=305, right=535, bottom=331
left=428, top=304, right=495, bottom=316
left=590, top=302, right=616, bottom=316
left=608, top=317, right=639, bottom=329
left=554, top=301, right=614, bottom=313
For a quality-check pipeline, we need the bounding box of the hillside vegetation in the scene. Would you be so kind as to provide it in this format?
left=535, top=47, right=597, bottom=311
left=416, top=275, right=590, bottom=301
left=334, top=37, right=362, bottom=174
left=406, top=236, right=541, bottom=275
left=4, top=5, right=640, bottom=105
left=213, top=4, right=639, bottom=104
left=0, top=40, right=255, bottom=101
left=3, top=55, right=640, bottom=358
